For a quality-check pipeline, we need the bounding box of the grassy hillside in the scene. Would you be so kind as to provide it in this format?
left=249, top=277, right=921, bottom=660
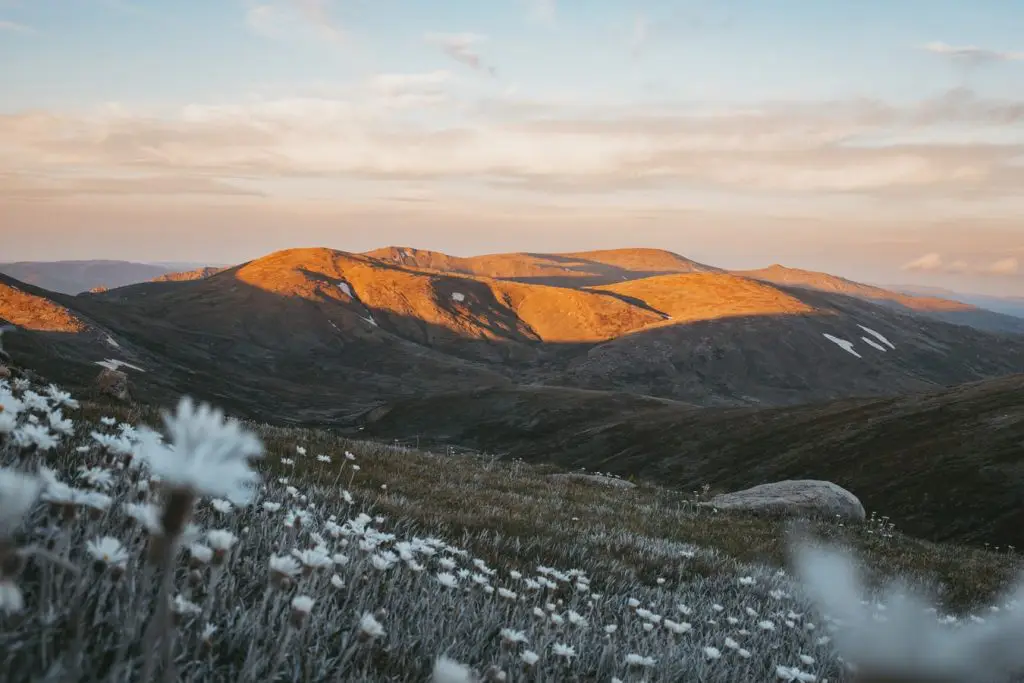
left=359, top=375, right=1024, bottom=550
left=3, top=364, right=1023, bottom=682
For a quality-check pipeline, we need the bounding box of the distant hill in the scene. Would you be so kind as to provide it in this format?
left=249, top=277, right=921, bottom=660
left=0, top=260, right=226, bottom=295
left=5, top=246, right=1024, bottom=421
left=0, top=260, right=175, bottom=295
left=888, top=284, right=1024, bottom=320
left=152, top=266, right=227, bottom=282
left=738, top=265, right=1024, bottom=334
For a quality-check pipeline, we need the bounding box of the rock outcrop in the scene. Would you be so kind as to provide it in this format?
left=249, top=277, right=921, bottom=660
left=96, top=368, right=132, bottom=402
left=704, top=479, right=865, bottom=522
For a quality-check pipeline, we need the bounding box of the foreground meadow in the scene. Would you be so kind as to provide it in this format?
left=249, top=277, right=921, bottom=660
left=2, top=371, right=1024, bottom=682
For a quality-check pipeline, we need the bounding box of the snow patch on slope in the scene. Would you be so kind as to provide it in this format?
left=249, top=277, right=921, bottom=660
left=823, top=333, right=861, bottom=358
left=96, top=359, right=145, bottom=372
left=451, top=292, right=465, bottom=302
left=362, top=315, right=378, bottom=327
left=105, top=335, right=120, bottom=349
left=338, top=282, right=353, bottom=297
left=858, top=324, right=895, bottom=349
left=861, top=337, right=887, bottom=352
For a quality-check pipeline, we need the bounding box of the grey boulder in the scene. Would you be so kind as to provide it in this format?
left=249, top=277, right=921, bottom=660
left=704, top=479, right=865, bottom=522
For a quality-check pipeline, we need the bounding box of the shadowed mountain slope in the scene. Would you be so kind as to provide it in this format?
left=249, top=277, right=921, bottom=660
left=358, top=374, right=1024, bottom=549
left=0, top=260, right=175, bottom=295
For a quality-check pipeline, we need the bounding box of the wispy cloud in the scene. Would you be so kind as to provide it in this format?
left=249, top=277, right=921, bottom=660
left=988, top=256, right=1020, bottom=275
left=290, top=0, right=345, bottom=42
left=0, top=172, right=261, bottom=200
left=424, top=32, right=496, bottom=75
left=902, top=253, right=1019, bottom=276
left=246, top=0, right=345, bottom=45
left=901, top=252, right=945, bottom=272
left=629, top=14, right=649, bottom=57
left=0, top=19, right=33, bottom=34
left=523, top=0, right=555, bottom=26
left=2, top=84, right=1024, bottom=203
left=922, top=41, right=1024, bottom=65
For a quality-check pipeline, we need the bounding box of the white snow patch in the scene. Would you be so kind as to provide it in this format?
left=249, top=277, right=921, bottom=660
left=362, top=315, right=378, bottom=327
left=96, top=359, right=145, bottom=373
left=338, top=282, right=353, bottom=297
left=451, top=292, right=465, bottom=302
left=105, top=335, right=120, bottom=349
left=862, top=337, right=887, bottom=352
left=822, top=333, right=861, bottom=358
left=329, top=321, right=340, bottom=331
left=858, top=324, right=895, bottom=349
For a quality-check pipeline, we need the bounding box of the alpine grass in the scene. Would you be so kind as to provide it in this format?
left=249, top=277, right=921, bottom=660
left=2, top=370, right=1023, bottom=682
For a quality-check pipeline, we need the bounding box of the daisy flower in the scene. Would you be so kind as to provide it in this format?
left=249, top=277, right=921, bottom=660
left=86, top=536, right=130, bottom=571
left=14, top=424, right=58, bottom=451
left=136, top=396, right=264, bottom=506
left=358, top=612, right=386, bottom=641
left=551, top=643, right=575, bottom=660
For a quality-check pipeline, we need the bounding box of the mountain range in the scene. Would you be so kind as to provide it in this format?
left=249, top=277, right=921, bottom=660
left=2, top=246, right=1023, bottom=420
left=0, top=260, right=221, bottom=294
left=4, top=244, right=1024, bottom=549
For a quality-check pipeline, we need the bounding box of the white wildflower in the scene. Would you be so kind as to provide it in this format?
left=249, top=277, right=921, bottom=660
left=85, top=536, right=130, bottom=570
left=135, top=397, right=263, bottom=504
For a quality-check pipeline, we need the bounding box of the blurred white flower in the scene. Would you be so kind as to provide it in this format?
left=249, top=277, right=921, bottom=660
left=704, top=646, right=722, bottom=660
left=432, top=656, right=474, bottom=683
left=520, top=650, right=539, bottom=666
left=0, top=579, right=25, bottom=614
left=794, top=542, right=1024, bottom=682
left=0, top=410, right=16, bottom=435
left=14, top=424, right=58, bottom=451
left=437, top=572, right=459, bottom=589
left=136, top=397, right=263, bottom=505
left=171, top=594, right=202, bottom=617
left=206, top=529, right=238, bottom=553
left=358, top=612, right=386, bottom=639
left=292, top=547, right=333, bottom=570
left=47, top=409, right=74, bottom=436
left=776, top=665, right=816, bottom=682
left=291, top=595, right=315, bottom=614
left=500, top=628, right=528, bottom=646
left=552, top=643, right=575, bottom=659
left=626, top=653, right=657, bottom=668
left=45, top=385, right=79, bottom=409
left=210, top=499, right=233, bottom=514
left=269, top=554, right=301, bottom=580
left=0, top=468, right=41, bottom=539
left=78, top=466, right=115, bottom=490
left=189, top=543, right=213, bottom=565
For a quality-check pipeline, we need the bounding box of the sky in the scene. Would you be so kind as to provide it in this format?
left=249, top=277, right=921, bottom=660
left=1, top=0, right=1023, bottom=296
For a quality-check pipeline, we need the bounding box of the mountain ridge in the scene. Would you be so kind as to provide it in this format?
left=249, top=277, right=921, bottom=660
left=4, top=246, right=1024, bottom=422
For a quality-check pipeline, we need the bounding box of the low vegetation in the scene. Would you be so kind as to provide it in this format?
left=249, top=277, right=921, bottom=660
left=2, top=368, right=1024, bottom=682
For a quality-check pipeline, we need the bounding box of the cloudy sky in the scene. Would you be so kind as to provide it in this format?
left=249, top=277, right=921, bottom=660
left=1, top=0, right=1023, bottom=295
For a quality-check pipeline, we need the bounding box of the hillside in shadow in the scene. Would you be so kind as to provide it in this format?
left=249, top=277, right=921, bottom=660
left=358, top=374, right=1024, bottom=550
